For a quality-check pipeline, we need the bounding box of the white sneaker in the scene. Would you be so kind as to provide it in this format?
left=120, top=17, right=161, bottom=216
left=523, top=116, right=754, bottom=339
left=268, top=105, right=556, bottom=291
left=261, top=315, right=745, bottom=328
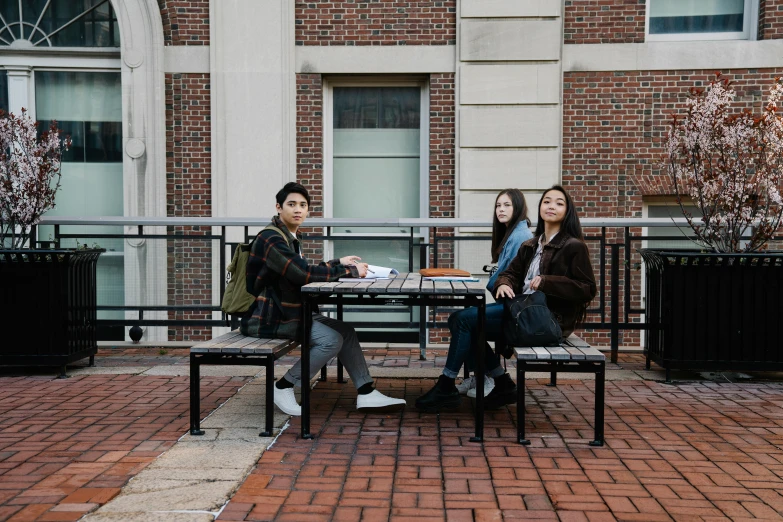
left=465, top=376, right=495, bottom=398
left=356, top=389, right=406, bottom=409
left=273, top=386, right=301, bottom=416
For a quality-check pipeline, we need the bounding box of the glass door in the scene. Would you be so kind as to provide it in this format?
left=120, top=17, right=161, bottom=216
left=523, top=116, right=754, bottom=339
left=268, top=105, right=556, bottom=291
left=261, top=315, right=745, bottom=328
left=331, top=86, right=424, bottom=336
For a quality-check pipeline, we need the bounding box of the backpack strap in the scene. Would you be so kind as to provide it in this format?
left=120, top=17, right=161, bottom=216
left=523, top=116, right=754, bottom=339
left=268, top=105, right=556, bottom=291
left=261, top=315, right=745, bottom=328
left=263, top=224, right=290, bottom=246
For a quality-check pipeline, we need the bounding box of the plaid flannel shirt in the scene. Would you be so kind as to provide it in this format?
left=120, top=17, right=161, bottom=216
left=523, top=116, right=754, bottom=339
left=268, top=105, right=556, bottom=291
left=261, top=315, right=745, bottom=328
left=240, top=216, right=359, bottom=340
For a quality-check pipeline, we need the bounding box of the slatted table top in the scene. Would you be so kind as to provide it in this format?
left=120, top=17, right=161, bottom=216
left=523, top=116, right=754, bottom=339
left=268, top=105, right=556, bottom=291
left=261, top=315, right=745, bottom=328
left=191, top=330, right=297, bottom=354
left=301, top=272, right=485, bottom=295
left=514, top=335, right=605, bottom=362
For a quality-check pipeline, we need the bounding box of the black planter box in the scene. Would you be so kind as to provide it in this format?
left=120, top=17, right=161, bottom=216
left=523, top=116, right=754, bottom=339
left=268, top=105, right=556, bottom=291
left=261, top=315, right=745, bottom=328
left=641, top=250, right=783, bottom=379
left=0, top=249, right=103, bottom=376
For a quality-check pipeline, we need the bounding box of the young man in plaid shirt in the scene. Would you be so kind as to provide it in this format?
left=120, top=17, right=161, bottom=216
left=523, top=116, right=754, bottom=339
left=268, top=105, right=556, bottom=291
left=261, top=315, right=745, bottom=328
left=241, top=182, right=406, bottom=415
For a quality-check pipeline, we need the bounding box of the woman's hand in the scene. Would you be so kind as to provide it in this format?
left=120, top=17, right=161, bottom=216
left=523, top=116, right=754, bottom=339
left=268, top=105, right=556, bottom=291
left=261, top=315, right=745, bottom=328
left=340, top=255, right=362, bottom=266
left=495, top=284, right=515, bottom=299
left=530, top=275, right=543, bottom=291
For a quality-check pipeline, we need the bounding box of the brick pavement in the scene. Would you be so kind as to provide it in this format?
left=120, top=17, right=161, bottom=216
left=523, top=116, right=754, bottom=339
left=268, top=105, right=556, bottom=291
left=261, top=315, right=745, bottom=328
left=0, top=370, right=248, bottom=521
left=219, top=374, right=783, bottom=521
left=3, top=348, right=783, bottom=521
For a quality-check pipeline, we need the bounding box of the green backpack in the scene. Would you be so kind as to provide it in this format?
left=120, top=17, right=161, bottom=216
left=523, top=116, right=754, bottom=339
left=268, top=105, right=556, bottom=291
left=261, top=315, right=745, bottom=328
left=221, top=225, right=289, bottom=315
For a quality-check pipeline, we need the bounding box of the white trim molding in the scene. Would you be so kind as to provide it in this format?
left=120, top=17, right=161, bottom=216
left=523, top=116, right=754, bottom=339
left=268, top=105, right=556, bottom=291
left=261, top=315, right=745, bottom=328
left=163, top=46, right=210, bottom=73
left=564, top=39, right=783, bottom=72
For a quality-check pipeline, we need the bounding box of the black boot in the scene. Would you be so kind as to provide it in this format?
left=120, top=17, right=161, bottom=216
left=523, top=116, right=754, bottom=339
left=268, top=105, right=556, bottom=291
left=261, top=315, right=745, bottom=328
left=415, top=375, right=461, bottom=413
left=483, top=373, right=517, bottom=410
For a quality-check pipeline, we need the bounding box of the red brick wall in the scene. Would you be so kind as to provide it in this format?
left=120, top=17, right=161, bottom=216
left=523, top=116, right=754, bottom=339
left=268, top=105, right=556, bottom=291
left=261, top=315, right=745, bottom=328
left=428, top=73, right=455, bottom=344
left=165, top=73, right=212, bottom=341
left=295, top=0, right=456, bottom=46
left=760, top=0, right=783, bottom=39
left=563, top=69, right=783, bottom=346
left=564, top=0, right=646, bottom=44
left=158, top=0, right=210, bottom=45
left=295, top=74, right=325, bottom=261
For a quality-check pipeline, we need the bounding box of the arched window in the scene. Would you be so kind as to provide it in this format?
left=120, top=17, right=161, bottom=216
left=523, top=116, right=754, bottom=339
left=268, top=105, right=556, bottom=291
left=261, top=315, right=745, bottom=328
left=0, top=0, right=119, bottom=48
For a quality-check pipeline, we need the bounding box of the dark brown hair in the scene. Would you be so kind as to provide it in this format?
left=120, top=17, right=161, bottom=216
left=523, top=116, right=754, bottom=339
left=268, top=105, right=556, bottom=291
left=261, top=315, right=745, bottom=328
left=490, top=189, right=530, bottom=263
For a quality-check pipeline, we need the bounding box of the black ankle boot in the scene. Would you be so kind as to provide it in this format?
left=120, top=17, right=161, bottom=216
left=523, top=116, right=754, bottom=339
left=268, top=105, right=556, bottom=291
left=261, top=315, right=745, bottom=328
left=415, top=376, right=461, bottom=412
left=484, top=373, right=517, bottom=410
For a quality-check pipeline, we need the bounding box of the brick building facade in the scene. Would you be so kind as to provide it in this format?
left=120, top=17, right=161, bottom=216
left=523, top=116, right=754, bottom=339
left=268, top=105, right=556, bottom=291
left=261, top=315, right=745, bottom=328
left=3, top=0, right=782, bottom=345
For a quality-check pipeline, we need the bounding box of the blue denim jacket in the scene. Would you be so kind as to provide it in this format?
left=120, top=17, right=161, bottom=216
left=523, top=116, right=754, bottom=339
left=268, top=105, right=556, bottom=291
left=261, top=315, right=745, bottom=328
left=487, top=221, right=534, bottom=292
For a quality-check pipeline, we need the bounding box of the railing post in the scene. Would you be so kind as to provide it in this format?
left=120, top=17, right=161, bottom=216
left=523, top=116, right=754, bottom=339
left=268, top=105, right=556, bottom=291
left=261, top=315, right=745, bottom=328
left=610, top=243, right=620, bottom=364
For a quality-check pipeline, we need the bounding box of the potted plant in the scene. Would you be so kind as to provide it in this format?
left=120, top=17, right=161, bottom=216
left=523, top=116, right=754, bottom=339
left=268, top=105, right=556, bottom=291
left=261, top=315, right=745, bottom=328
left=641, top=73, right=783, bottom=379
left=0, top=108, right=103, bottom=377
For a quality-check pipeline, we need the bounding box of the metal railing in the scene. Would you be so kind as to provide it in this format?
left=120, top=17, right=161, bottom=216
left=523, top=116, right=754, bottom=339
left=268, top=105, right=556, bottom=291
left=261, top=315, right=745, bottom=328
left=34, top=216, right=780, bottom=361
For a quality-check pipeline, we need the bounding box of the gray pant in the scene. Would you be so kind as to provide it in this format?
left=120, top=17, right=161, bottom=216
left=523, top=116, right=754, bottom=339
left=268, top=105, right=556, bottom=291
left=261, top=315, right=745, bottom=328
left=284, top=313, right=373, bottom=390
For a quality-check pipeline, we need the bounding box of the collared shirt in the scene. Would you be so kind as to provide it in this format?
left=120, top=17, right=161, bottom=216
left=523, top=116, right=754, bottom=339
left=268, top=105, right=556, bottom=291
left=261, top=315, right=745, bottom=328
left=522, top=232, right=558, bottom=294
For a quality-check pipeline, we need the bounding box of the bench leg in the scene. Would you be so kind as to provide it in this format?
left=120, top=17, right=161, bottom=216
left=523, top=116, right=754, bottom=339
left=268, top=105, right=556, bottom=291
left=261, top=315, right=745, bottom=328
left=517, top=364, right=529, bottom=445
left=319, top=365, right=327, bottom=382
left=547, top=371, right=557, bottom=387
left=190, top=354, right=205, bottom=436
left=589, top=362, right=605, bottom=447
left=89, top=355, right=95, bottom=367
left=260, top=359, right=274, bottom=437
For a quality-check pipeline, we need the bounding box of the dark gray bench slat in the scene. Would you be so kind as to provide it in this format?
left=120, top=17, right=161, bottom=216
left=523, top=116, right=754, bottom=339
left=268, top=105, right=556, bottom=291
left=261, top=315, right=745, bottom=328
left=580, top=346, right=605, bottom=361
left=516, top=347, right=537, bottom=360
left=547, top=346, right=570, bottom=360
left=191, top=331, right=243, bottom=350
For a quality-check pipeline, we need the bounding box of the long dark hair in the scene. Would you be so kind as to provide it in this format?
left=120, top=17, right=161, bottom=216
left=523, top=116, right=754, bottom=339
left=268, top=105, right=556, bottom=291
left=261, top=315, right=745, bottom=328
left=533, top=185, right=584, bottom=240
left=535, top=185, right=590, bottom=325
left=490, top=189, right=530, bottom=263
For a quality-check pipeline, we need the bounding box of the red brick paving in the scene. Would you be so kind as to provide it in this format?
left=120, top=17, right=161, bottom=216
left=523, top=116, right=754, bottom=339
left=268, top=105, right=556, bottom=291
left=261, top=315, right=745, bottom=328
left=0, top=372, right=248, bottom=521
left=219, top=374, right=783, bottom=521
left=4, top=350, right=783, bottom=521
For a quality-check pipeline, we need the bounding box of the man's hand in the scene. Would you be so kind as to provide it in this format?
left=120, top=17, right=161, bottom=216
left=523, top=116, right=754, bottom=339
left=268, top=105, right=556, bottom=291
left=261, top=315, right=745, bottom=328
left=495, top=284, right=515, bottom=299
left=340, top=255, right=362, bottom=265
left=355, top=263, right=369, bottom=278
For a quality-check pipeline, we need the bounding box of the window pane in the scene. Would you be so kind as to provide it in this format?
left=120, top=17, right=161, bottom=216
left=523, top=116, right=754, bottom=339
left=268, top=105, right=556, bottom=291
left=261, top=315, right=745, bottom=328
left=0, top=0, right=119, bottom=47
left=334, top=87, right=420, bottom=129
left=35, top=70, right=123, bottom=249
left=0, top=71, right=8, bottom=113
left=650, top=0, right=744, bottom=34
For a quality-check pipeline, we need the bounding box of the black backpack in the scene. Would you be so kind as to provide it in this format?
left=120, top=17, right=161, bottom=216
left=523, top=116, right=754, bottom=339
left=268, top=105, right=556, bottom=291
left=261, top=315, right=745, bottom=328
left=502, top=291, right=562, bottom=347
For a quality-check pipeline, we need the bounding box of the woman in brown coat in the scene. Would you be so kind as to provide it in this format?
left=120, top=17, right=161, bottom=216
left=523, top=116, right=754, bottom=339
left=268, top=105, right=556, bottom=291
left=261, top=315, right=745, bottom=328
left=495, top=185, right=597, bottom=338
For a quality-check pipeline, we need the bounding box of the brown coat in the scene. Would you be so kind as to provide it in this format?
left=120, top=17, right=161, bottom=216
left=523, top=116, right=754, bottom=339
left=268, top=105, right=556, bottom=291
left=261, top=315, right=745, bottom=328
left=493, top=232, right=597, bottom=337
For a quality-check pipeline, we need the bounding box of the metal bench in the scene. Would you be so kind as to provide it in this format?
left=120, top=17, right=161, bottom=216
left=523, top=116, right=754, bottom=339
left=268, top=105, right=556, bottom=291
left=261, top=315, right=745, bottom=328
left=189, top=331, right=298, bottom=437
left=515, top=334, right=605, bottom=447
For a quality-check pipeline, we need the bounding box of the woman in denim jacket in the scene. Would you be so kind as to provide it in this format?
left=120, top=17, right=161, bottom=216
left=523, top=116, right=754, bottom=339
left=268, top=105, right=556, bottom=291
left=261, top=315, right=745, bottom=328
left=416, top=189, right=533, bottom=412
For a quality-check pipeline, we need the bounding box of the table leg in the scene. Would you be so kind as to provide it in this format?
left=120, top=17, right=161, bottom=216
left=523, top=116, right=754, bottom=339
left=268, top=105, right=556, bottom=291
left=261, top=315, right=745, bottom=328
left=301, top=299, right=313, bottom=440
left=470, top=296, right=485, bottom=443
